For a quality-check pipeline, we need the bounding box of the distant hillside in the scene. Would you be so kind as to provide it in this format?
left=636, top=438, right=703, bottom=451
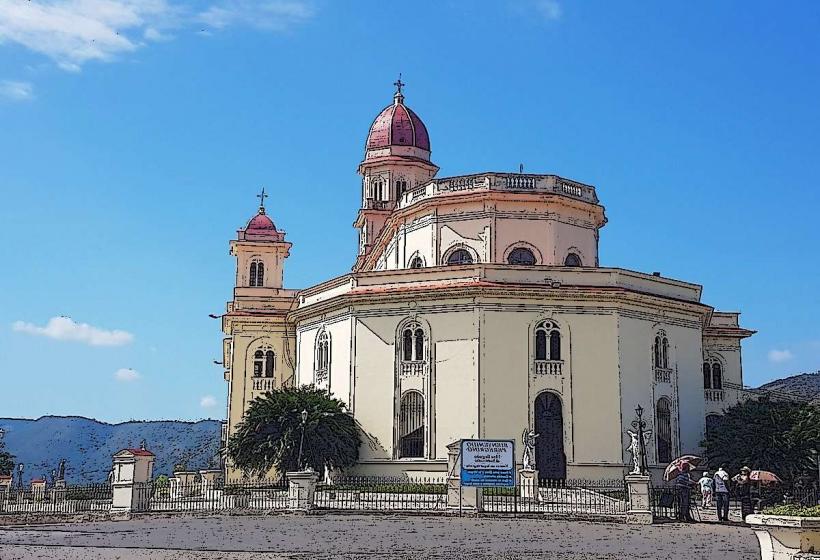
left=0, top=416, right=221, bottom=485
left=758, top=371, right=820, bottom=403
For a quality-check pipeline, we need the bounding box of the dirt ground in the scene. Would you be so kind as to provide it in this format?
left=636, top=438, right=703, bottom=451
left=0, top=513, right=761, bottom=560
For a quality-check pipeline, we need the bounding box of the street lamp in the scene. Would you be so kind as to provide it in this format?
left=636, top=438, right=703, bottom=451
left=631, top=405, right=648, bottom=475
left=17, top=463, right=24, bottom=489
left=297, top=409, right=308, bottom=471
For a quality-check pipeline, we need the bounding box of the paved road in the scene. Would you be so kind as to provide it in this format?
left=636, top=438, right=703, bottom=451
left=0, top=513, right=761, bottom=560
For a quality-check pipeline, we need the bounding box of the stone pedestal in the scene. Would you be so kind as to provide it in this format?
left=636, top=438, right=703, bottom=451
left=445, top=440, right=482, bottom=512
left=625, top=474, right=653, bottom=525
left=110, top=447, right=155, bottom=514
left=287, top=470, right=319, bottom=511
left=519, top=469, right=539, bottom=500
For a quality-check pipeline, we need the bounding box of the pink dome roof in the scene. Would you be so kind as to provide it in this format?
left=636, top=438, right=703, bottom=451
left=366, top=94, right=430, bottom=152
left=246, top=210, right=276, bottom=232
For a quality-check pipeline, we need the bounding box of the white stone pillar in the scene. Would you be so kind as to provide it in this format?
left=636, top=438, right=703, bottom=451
left=445, top=440, right=481, bottom=512
left=625, top=474, right=653, bottom=525
left=110, top=448, right=155, bottom=514
left=287, top=470, right=319, bottom=511
left=519, top=469, right=539, bottom=500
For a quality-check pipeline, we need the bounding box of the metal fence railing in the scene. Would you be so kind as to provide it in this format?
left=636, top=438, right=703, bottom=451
left=314, top=476, right=447, bottom=511
left=482, top=479, right=628, bottom=516
left=0, top=484, right=112, bottom=515
left=139, top=479, right=289, bottom=512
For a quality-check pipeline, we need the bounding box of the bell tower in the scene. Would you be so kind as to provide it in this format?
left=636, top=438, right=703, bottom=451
left=354, top=77, right=439, bottom=267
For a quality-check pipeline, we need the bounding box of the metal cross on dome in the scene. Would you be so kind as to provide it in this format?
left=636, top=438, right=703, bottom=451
left=257, top=187, right=268, bottom=209
left=394, top=74, right=405, bottom=94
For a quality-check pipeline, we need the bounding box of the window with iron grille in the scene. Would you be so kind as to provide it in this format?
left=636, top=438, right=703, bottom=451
left=315, top=330, right=330, bottom=384
left=399, top=391, right=425, bottom=458
left=446, top=248, right=473, bottom=266
left=508, top=247, right=536, bottom=265
left=656, top=397, right=673, bottom=463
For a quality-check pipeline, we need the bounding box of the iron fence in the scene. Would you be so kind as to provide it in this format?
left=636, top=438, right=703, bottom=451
left=141, top=478, right=289, bottom=512
left=314, top=476, right=447, bottom=511
left=0, top=484, right=112, bottom=515
left=481, top=479, right=628, bottom=516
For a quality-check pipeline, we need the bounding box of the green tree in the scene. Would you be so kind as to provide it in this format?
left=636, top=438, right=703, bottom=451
left=705, top=397, right=820, bottom=486
left=0, top=435, right=14, bottom=476
left=227, top=385, right=361, bottom=476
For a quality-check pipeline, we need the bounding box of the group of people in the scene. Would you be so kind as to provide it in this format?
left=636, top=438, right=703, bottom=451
left=674, top=464, right=754, bottom=523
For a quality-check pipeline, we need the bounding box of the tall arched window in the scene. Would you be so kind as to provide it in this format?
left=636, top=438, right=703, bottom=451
left=399, top=391, right=424, bottom=458
left=534, top=321, right=561, bottom=361
left=662, top=337, right=669, bottom=368
left=396, top=179, right=408, bottom=196
left=508, top=247, right=536, bottom=265
left=401, top=323, right=426, bottom=362
left=703, top=363, right=712, bottom=389
left=654, top=337, right=661, bottom=368
left=446, top=249, right=474, bottom=266
left=712, top=363, right=723, bottom=390
left=264, top=350, right=274, bottom=378
left=653, top=332, right=670, bottom=369
left=409, top=256, right=424, bottom=269
left=564, top=253, right=582, bottom=267
left=253, top=350, right=264, bottom=377
left=315, top=330, right=330, bottom=384
left=656, top=398, right=672, bottom=463
left=372, top=179, right=384, bottom=201
left=249, top=261, right=264, bottom=287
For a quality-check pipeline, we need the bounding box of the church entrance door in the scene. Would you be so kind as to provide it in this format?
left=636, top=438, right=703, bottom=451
left=534, top=391, right=566, bottom=481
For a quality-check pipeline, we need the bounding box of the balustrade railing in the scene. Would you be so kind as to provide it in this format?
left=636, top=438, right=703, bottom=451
left=400, top=361, right=426, bottom=377
left=705, top=389, right=725, bottom=402
left=654, top=368, right=672, bottom=384
left=534, top=360, right=563, bottom=375
left=252, top=377, right=275, bottom=392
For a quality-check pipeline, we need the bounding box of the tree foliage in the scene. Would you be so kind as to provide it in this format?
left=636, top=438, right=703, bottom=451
left=705, top=397, right=820, bottom=486
left=227, top=385, right=361, bottom=476
left=0, top=436, right=14, bottom=476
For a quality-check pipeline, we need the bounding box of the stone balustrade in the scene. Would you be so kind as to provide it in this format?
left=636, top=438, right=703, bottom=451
left=654, top=368, right=672, bottom=384
left=252, top=377, right=275, bottom=392
left=705, top=389, right=725, bottom=402
left=400, top=361, right=426, bottom=377
left=534, top=360, right=563, bottom=376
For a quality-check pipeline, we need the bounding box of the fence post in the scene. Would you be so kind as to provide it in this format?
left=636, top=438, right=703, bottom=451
left=110, top=446, right=155, bottom=516
left=287, top=470, right=319, bottom=511
left=446, top=440, right=481, bottom=512
left=625, top=474, right=653, bottom=524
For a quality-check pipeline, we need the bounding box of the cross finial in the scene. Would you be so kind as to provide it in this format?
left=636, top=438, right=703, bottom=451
left=256, top=187, right=268, bottom=214
left=394, top=73, right=404, bottom=94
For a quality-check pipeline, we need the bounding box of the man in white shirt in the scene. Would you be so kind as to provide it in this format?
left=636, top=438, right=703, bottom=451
left=698, top=471, right=714, bottom=508
left=713, top=467, right=731, bottom=522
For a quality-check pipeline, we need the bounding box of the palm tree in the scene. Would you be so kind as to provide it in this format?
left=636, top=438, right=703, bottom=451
left=227, top=385, right=360, bottom=477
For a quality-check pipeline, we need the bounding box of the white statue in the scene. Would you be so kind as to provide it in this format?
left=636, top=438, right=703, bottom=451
left=626, top=430, right=652, bottom=475
left=521, top=429, right=539, bottom=471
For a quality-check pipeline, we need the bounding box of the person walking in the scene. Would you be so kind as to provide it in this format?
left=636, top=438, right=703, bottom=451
left=713, top=466, right=731, bottom=522
left=733, top=466, right=753, bottom=522
left=674, top=463, right=697, bottom=522
left=698, top=471, right=714, bottom=508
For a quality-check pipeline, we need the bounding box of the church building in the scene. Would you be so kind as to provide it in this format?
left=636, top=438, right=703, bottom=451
left=219, top=81, right=755, bottom=481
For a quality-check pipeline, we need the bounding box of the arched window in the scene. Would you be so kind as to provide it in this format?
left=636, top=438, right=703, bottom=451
left=253, top=350, right=264, bottom=377
left=446, top=249, right=473, bottom=266
left=399, top=391, right=424, bottom=458
left=249, top=260, right=264, bottom=287
left=409, top=256, right=424, bottom=269
left=656, top=398, right=672, bottom=463
left=264, top=350, right=275, bottom=378
left=372, top=179, right=384, bottom=201
left=712, top=363, right=723, bottom=390
left=534, top=321, right=561, bottom=361
left=508, top=247, right=536, bottom=265
left=654, top=337, right=661, bottom=368
left=315, top=330, right=330, bottom=384
left=401, top=323, right=426, bottom=362
left=662, top=337, right=669, bottom=369
left=396, top=179, right=408, bottom=196
left=703, top=363, right=712, bottom=389
left=564, top=253, right=582, bottom=267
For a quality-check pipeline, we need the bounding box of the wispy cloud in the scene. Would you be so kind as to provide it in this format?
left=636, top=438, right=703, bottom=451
left=768, top=349, right=794, bottom=363
left=114, top=368, right=141, bottom=382
left=0, top=0, right=315, bottom=72
left=534, top=0, right=562, bottom=21
left=198, top=0, right=314, bottom=31
left=200, top=395, right=217, bottom=408
left=12, top=316, right=134, bottom=346
left=0, top=80, right=33, bottom=101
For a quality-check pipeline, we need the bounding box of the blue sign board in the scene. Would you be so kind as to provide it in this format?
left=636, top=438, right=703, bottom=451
left=460, top=439, right=515, bottom=487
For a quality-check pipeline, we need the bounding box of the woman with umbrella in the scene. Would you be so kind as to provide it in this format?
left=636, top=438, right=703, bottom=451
left=733, top=466, right=753, bottom=521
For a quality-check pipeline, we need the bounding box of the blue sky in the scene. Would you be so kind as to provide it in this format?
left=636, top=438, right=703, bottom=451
left=0, top=1, right=818, bottom=422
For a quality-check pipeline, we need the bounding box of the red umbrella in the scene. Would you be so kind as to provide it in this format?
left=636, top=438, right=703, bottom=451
left=750, top=470, right=782, bottom=485
left=663, top=455, right=704, bottom=481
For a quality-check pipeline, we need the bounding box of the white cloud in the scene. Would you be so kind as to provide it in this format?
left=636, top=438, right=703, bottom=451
left=198, top=1, right=314, bottom=31
left=114, top=368, right=141, bottom=382
left=534, top=0, right=562, bottom=21
left=200, top=395, right=218, bottom=408
left=12, top=316, right=134, bottom=346
left=0, top=0, right=314, bottom=72
left=768, top=349, right=794, bottom=363
left=0, top=80, right=33, bottom=101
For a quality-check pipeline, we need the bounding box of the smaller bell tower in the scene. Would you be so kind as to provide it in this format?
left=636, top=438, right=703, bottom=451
left=230, top=188, right=292, bottom=290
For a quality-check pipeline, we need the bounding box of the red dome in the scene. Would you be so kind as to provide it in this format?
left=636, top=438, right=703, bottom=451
left=366, top=95, right=430, bottom=152
left=246, top=211, right=276, bottom=232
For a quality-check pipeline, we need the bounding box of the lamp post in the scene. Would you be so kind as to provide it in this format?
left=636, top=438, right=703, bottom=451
left=17, top=463, right=24, bottom=489
left=631, top=405, right=649, bottom=475
left=297, top=409, right=308, bottom=471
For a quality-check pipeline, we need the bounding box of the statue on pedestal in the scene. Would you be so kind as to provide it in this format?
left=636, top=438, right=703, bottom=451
left=521, top=429, right=539, bottom=471
left=626, top=429, right=652, bottom=475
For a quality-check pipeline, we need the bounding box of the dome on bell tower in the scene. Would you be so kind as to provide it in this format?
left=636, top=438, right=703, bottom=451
left=364, top=77, right=431, bottom=158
